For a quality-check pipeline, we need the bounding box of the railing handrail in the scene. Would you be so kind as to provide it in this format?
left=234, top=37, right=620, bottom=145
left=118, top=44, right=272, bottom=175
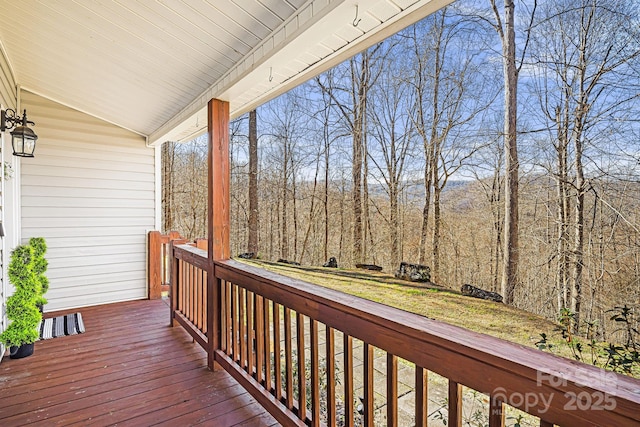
left=213, top=259, right=640, bottom=427
left=174, top=244, right=210, bottom=270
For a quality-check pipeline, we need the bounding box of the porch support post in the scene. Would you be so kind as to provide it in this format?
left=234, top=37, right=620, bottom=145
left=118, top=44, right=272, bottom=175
left=207, top=98, right=230, bottom=370
left=148, top=231, right=162, bottom=300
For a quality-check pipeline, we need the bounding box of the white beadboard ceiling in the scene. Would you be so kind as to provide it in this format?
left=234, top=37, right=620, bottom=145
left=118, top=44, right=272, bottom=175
left=0, top=0, right=452, bottom=145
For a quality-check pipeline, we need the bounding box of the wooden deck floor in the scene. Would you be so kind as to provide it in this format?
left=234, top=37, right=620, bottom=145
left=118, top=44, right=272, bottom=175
left=0, top=299, right=278, bottom=426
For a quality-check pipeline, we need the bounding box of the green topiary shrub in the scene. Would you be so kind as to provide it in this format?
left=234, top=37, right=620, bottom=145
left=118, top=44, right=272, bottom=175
left=0, top=244, right=42, bottom=348
left=29, top=237, right=49, bottom=307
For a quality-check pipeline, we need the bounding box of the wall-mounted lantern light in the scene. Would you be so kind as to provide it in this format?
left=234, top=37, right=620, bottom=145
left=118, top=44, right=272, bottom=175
left=1, top=109, right=38, bottom=157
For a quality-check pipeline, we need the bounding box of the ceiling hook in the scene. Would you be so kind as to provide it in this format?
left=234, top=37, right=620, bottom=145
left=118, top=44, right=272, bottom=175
left=353, top=5, right=361, bottom=27
left=269, top=67, right=273, bottom=82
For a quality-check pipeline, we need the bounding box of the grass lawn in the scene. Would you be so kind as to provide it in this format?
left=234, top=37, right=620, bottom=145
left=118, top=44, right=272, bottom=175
left=242, top=259, right=559, bottom=350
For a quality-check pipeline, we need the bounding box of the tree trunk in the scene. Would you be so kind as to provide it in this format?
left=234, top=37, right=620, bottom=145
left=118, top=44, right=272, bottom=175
left=292, top=154, right=299, bottom=260
left=280, top=145, right=289, bottom=259
left=490, top=166, right=503, bottom=293
left=555, top=105, right=570, bottom=310
left=572, top=132, right=585, bottom=332
left=352, top=104, right=364, bottom=266
left=339, top=176, right=346, bottom=263
left=363, top=131, right=375, bottom=263
left=299, top=158, right=320, bottom=264
left=351, top=123, right=363, bottom=264
left=161, top=141, right=175, bottom=233
left=418, top=182, right=431, bottom=264
left=324, top=138, right=330, bottom=262
left=498, top=0, right=520, bottom=305
left=247, top=109, right=259, bottom=255
left=390, top=184, right=399, bottom=268
left=432, top=184, right=441, bottom=284
left=351, top=53, right=370, bottom=265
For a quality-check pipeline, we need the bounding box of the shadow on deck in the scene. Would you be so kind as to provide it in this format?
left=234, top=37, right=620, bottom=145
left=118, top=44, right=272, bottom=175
left=0, top=299, right=278, bottom=426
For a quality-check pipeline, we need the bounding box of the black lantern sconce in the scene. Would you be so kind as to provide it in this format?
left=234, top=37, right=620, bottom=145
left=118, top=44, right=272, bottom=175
left=1, top=108, right=38, bottom=157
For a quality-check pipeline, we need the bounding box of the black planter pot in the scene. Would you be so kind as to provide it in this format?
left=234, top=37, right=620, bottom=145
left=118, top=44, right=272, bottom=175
left=9, top=342, right=35, bottom=359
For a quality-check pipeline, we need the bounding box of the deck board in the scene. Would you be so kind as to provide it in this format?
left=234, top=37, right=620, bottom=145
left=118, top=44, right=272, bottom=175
left=0, top=299, right=278, bottom=426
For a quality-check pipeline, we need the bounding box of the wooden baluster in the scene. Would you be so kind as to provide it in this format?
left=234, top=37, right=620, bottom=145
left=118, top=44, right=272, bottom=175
left=194, top=265, right=199, bottom=325
left=297, top=312, right=307, bottom=422
left=185, top=262, right=189, bottom=316
left=185, top=263, right=191, bottom=320
left=232, top=284, right=240, bottom=363
left=255, top=295, right=264, bottom=383
left=489, top=395, right=505, bottom=427
left=264, top=298, right=272, bottom=391
left=326, top=327, right=336, bottom=426
left=198, top=268, right=201, bottom=328
left=274, top=302, right=282, bottom=401
left=179, top=260, right=185, bottom=313
left=161, top=239, right=166, bottom=286
left=169, top=244, right=179, bottom=326
left=364, top=343, right=374, bottom=426
left=310, top=320, right=320, bottom=426
left=186, top=262, right=191, bottom=317
left=224, top=281, right=231, bottom=354
left=191, top=264, right=196, bottom=323
left=448, top=380, right=462, bottom=427
left=186, top=264, right=196, bottom=324
left=240, top=288, right=247, bottom=370
left=182, top=262, right=187, bottom=318
left=199, top=268, right=203, bottom=330
left=177, top=260, right=182, bottom=313
left=344, top=334, right=354, bottom=427
left=192, top=264, right=197, bottom=328
left=195, top=265, right=201, bottom=329
left=202, top=269, right=207, bottom=333
left=165, top=240, right=172, bottom=286
left=187, top=264, right=196, bottom=323
left=202, top=270, right=208, bottom=334
left=209, top=266, right=216, bottom=370
left=161, top=237, right=167, bottom=283
left=247, top=291, right=255, bottom=375
left=285, top=307, right=294, bottom=410
left=387, top=354, right=398, bottom=427
left=185, top=262, right=190, bottom=316
left=207, top=271, right=215, bottom=370
left=415, top=366, right=428, bottom=427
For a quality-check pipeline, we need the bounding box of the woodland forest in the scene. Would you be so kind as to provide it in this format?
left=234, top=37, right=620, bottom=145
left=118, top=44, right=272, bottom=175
left=162, top=0, right=640, bottom=340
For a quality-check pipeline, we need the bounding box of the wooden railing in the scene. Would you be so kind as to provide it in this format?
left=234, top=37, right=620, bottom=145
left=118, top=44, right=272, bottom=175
left=148, top=231, right=182, bottom=299
left=167, top=244, right=640, bottom=427
left=170, top=243, right=210, bottom=350
left=148, top=231, right=207, bottom=299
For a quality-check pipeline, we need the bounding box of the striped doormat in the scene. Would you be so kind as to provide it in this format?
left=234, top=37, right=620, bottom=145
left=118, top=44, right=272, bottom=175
left=39, top=313, right=85, bottom=340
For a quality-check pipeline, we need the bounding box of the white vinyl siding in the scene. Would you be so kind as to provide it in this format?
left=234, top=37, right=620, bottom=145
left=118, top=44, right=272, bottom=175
left=20, top=91, right=155, bottom=311
left=0, top=47, right=15, bottom=111
left=0, top=45, right=15, bottom=359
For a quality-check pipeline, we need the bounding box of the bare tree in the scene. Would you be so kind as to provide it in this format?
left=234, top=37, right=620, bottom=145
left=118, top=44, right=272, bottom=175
left=529, top=0, right=640, bottom=330
left=489, top=0, right=536, bottom=303
left=161, top=141, right=176, bottom=233
left=406, top=8, right=496, bottom=281
left=247, top=109, right=259, bottom=255
left=473, top=137, right=505, bottom=293
left=316, top=46, right=383, bottom=265
left=368, top=48, right=415, bottom=268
